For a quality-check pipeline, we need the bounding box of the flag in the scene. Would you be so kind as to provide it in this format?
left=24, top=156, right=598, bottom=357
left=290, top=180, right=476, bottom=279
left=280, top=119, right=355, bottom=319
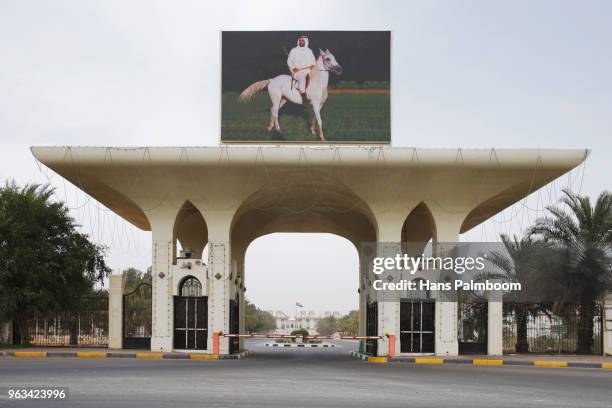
left=296, top=302, right=303, bottom=307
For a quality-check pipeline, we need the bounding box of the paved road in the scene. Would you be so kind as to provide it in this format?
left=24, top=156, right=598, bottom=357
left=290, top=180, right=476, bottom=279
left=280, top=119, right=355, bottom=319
left=0, top=340, right=611, bottom=408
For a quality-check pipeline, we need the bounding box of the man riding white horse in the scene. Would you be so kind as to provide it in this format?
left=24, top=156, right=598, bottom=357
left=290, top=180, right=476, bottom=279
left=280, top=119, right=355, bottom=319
left=287, top=35, right=316, bottom=103
left=239, top=38, right=342, bottom=141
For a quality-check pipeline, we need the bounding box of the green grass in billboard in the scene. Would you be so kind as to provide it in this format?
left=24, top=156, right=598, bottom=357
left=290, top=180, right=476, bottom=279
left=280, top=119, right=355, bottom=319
left=221, top=92, right=390, bottom=143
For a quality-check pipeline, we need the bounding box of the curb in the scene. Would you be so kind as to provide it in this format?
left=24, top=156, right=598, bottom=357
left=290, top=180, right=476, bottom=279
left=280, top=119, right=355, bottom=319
left=349, top=351, right=612, bottom=370
left=265, top=343, right=335, bottom=348
left=0, top=350, right=253, bottom=361
left=219, top=349, right=252, bottom=359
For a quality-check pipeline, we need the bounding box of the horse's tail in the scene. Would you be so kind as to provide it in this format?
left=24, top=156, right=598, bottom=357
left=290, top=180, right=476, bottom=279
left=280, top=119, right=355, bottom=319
left=239, top=79, right=270, bottom=103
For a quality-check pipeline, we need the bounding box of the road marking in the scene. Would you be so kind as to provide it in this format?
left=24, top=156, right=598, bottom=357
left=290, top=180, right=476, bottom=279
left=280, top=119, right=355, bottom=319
left=367, top=357, right=387, bottom=363
left=77, top=352, right=106, bottom=358
left=534, top=361, right=568, bottom=368
left=415, top=358, right=444, bottom=364
left=473, top=359, right=503, bottom=366
left=136, top=353, right=164, bottom=359
left=14, top=351, right=47, bottom=358
left=191, top=354, right=219, bottom=360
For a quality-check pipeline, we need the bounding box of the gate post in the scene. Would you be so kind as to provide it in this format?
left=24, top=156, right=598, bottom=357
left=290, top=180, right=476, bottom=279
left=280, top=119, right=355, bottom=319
left=209, top=241, right=231, bottom=355
left=108, top=274, right=123, bottom=349
left=604, top=293, right=612, bottom=356
left=487, top=300, right=503, bottom=356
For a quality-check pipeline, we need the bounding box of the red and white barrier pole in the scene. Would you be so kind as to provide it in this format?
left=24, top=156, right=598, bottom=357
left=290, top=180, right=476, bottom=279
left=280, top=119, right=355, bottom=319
left=220, top=333, right=384, bottom=340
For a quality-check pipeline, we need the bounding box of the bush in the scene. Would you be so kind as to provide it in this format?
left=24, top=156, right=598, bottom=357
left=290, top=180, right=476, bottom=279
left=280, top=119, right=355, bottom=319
left=290, top=328, right=309, bottom=338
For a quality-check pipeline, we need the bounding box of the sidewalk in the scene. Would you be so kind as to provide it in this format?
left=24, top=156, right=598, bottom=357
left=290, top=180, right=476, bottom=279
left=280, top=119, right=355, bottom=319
left=0, top=346, right=251, bottom=360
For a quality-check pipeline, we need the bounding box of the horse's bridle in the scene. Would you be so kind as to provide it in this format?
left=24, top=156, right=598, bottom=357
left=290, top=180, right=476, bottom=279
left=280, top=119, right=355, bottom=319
left=320, top=57, right=338, bottom=72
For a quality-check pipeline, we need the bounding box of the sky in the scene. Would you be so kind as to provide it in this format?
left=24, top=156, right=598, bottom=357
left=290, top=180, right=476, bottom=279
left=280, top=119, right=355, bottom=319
left=0, top=0, right=610, bottom=316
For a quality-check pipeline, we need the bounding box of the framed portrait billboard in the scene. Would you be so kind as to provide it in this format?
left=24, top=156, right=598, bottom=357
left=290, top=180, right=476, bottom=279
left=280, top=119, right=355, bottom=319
left=221, top=31, right=390, bottom=144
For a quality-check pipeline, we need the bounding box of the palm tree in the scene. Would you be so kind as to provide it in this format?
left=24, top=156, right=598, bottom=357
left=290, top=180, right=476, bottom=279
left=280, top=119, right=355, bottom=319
left=477, top=234, right=551, bottom=352
left=528, top=189, right=611, bottom=354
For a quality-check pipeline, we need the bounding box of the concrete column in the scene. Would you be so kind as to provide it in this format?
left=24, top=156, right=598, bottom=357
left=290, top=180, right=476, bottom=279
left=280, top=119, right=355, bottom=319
left=209, top=241, right=231, bottom=354
left=206, top=211, right=234, bottom=355
left=375, top=215, right=403, bottom=357
left=432, top=213, right=465, bottom=356
left=108, top=274, right=123, bottom=349
left=148, top=212, right=174, bottom=352
left=604, top=293, right=612, bottom=356
left=487, top=300, right=503, bottom=356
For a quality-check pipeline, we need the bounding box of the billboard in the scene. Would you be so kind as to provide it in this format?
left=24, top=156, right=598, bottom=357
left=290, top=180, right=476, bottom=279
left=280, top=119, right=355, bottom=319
left=221, top=31, right=390, bottom=144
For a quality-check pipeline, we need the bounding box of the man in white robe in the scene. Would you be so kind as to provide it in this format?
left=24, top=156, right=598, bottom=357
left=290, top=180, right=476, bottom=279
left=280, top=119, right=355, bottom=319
left=287, top=36, right=316, bottom=103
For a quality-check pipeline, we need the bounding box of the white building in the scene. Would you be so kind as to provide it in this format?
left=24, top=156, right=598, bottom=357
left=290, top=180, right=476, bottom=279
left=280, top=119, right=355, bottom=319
left=272, top=310, right=339, bottom=335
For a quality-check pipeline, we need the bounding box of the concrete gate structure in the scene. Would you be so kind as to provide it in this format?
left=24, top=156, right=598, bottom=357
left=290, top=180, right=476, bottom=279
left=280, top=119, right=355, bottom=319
left=31, top=146, right=589, bottom=356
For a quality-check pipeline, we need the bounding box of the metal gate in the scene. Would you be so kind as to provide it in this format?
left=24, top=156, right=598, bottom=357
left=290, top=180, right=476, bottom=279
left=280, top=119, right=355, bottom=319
left=229, top=296, right=239, bottom=354
left=503, top=302, right=603, bottom=354
left=22, top=296, right=108, bottom=347
left=400, top=300, right=435, bottom=353
left=458, top=301, right=488, bottom=354
left=173, top=296, right=208, bottom=350
left=365, top=301, right=378, bottom=355
left=122, top=283, right=152, bottom=349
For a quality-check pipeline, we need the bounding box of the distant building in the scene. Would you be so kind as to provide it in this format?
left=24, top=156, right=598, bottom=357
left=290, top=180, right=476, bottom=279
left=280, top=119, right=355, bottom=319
left=272, top=310, right=340, bottom=335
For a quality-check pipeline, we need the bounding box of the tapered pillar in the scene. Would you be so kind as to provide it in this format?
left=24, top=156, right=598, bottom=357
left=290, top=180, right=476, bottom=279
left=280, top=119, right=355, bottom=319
left=432, top=213, right=465, bottom=356
left=206, top=211, right=234, bottom=355
left=374, top=215, right=403, bottom=357
left=148, top=210, right=174, bottom=352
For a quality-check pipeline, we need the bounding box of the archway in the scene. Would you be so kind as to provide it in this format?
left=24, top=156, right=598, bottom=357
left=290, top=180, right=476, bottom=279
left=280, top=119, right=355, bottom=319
left=397, top=203, right=437, bottom=355
left=173, top=200, right=208, bottom=263
left=171, top=203, right=208, bottom=351
left=244, top=233, right=359, bottom=337
left=173, top=275, right=207, bottom=350
left=229, top=181, right=378, bottom=354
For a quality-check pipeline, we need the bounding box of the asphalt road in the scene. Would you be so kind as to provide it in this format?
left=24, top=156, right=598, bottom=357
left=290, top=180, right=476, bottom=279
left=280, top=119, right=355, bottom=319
left=0, top=340, right=611, bottom=408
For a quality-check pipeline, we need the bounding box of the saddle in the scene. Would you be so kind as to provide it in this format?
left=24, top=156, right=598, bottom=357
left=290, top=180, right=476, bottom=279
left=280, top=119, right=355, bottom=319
left=291, top=73, right=310, bottom=91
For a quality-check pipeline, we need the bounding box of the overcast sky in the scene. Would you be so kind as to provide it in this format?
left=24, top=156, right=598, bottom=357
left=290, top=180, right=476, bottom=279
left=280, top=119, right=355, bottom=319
left=0, top=0, right=610, bottom=315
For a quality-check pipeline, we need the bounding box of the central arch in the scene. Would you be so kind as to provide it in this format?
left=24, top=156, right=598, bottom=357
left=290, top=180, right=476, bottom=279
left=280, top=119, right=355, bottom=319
left=229, top=181, right=378, bottom=351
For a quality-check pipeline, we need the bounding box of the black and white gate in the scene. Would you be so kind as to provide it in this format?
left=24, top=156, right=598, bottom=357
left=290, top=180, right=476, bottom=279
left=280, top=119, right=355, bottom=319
left=400, top=300, right=435, bottom=353
left=173, top=277, right=207, bottom=350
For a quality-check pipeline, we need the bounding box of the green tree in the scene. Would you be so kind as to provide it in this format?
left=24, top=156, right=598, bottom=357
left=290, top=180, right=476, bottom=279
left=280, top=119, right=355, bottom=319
left=528, top=189, right=612, bottom=354
left=244, top=299, right=276, bottom=333
left=477, top=234, right=552, bottom=352
left=337, top=310, right=359, bottom=336
left=316, top=316, right=337, bottom=336
left=0, top=182, right=110, bottom=344
left=123, top=267, right=151, bottom=292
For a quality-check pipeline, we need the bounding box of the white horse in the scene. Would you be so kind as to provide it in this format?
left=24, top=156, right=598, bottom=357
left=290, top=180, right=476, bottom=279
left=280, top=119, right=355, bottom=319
left=239, top=49, right=343, bottom=141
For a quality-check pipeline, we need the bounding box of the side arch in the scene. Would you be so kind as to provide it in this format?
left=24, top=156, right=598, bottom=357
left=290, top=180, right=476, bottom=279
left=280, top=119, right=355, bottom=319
left=173, top=200, right=208, bottom=263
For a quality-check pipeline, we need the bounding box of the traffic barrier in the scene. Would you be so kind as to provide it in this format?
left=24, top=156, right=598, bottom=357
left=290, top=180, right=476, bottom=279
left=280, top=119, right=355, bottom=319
left=220, top=333, right=385, bottom=340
